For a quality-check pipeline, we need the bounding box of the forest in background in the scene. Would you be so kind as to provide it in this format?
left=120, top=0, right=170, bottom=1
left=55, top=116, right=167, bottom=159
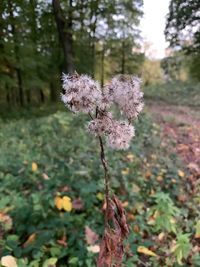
left=0, top=0, right=144, bottom=108
left=0, top=0, right=199, bottom=110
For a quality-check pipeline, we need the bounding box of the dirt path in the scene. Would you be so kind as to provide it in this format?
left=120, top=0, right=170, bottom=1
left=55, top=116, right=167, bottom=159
left=147, top=101, right=200, bottom=179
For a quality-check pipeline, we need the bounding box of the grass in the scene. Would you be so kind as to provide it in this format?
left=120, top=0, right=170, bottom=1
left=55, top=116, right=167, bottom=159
left=144, top=81, right=200, bottom=108
left=0, top=105, right=200, bottom=266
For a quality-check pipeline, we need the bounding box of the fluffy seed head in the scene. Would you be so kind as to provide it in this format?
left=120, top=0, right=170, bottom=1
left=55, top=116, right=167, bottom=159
left=87, top=111, right=113, bottom=136
left=107, top=75, right=144, bottom=120
left=61, top=73, right=102, bottom=113
left=106, top=121, right=135, bottom=150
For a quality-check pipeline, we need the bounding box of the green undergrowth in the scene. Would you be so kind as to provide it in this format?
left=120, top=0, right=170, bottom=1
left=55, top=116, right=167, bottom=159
left=144, top=81, right=200, bottom=108
left=0, top=109, right=199, bottom=266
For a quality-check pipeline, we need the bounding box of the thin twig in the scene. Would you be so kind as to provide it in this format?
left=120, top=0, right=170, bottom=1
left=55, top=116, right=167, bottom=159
left=98, top=135, right=110, bottom=226
left=88, top=109, right=110, bottom=226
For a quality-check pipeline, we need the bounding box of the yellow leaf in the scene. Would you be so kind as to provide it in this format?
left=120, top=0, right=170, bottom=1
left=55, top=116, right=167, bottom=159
left=1, top=255, right=18, bottom=267
left=156, top=175, right=163, bottom=182
left=23, top=233, right=36, bottom=247
left=178, top=170, right=185, bottom=178
left=145, top=171, right=151, bottom=179
left=137, top=246, right=157, bottom=257
left=126, top=153, right=134, bottom=162
left=195, top=221, right=200, bottom=239
left=55, top=196, right=63, bottom=210
left=32, top=162, right=38, bottom=172
left=96, top=192, right=104, bottom=201
left=121, top=168, right=130, bottom=175
left=62, top=196, right=72, bottom=212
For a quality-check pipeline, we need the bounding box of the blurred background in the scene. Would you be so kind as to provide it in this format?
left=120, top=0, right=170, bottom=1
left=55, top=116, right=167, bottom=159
left=0, top=0, right=200, bottom=267
left=0, top=0, right=199, bottom=109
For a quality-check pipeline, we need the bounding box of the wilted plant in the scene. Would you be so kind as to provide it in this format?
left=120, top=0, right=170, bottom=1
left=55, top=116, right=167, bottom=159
left=61, top=72, right=144, bottom=267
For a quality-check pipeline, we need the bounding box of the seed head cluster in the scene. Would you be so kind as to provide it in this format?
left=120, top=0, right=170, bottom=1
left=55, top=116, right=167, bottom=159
left=107, top=75, right=144, bottom=120
left=61, top=73, right=144, bottom=149
left=61, top=73, right=101, bottom=113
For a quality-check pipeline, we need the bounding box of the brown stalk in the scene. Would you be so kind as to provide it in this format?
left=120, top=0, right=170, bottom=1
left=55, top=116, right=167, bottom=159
left=89, top=110, right=129, bottom=267
left=89, top=110, right=110, bottom=226
left=98, top=135, right=110, bottom=226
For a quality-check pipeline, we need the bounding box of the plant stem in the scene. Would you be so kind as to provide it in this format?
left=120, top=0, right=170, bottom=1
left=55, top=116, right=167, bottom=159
left=98, top=135, right=110, bottom=226
left=88, top=111, right=110, bottom=225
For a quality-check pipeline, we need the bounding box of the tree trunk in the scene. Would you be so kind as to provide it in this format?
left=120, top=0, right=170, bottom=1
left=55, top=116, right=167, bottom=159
left=6, top=90, right=10, bottom=104
left=8, top=0, right=24, bottom=106
left=52, top=0, right=74, bottom=73
left=101, top=43, right=105, bottom=87
left=16, top=68, right=24, bottom=106
left=40, top=89, right=45, bottom=103
left=121, top=39, right=125, bottom=74
left=89, top=0, right=99, bottom=77
left=26, top=90, right=31, bottom=104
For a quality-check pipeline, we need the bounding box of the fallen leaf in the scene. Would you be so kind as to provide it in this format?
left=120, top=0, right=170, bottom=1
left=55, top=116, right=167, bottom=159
left=54, top=196, right=63, bottom=210
left=85, top=226, right=99, bottom=245
left=145, top=170, right=151, bottom=179
left=87, top=245, right=100, bottom=253
left=54, top=196, right=72, bottom=212
left=57, top=235, right=67, bottom=247
left=127, top=213, right=135, bottom=221
left=122, top=201, right=129, bottom=207
left=23, top=233, right=36, bottom=247
left=188, top=162, right=199, bottom=173
left=178, top=170, right=185, bottom=178
left=137, top=246, right=157, bottom=257
left=156, top=175, right=163, bottom=182
left=151, top=154, right=157, bottom=160
left=121, top=168, right=130, bottom=175
left=132, top=183, right=140, bottom=193
left=195, top=221, right=200, bottom=239
left=62, top=196, right=72, bottom=212
left=178, top=194, right=187, bottom=203
left=177, top=144, right=189, bottom=152
left=126, top=153, right=134, bottom=162
left=60, top=186, right=71, bottom=192
left=158, top=232, right=165, bottom=241
left=0, top=212, right=13, bottom=231
left=96, top=192, right=104, bottom=201
left=32, top=162, right=38, bottom=172
left=133, top=225, right=140, bottom=233
left=1, top=255, right=18, bottom=267
left=42, top=173, right=50, bottom=180
left=72, top=198, right=84, bottom=210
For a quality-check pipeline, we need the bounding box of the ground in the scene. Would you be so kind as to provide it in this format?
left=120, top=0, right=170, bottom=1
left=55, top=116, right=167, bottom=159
left=0, top=88, right=200, bottom=266
left=148, top=100, right=200, bottom=182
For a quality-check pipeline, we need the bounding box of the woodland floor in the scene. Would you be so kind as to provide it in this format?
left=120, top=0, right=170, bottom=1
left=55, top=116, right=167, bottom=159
left=1, top=99, right=200, bottom=266
left=148, top=100, right=200, bottom=191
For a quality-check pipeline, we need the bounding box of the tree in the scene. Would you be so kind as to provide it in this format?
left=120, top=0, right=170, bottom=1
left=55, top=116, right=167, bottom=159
left=165, top=0, right=200, bottom=81
left=52, top=0, right=74, bottom=73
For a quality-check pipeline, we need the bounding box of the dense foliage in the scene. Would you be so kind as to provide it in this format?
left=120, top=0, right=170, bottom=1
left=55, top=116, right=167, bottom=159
left=0, top=0, right=144, bottom=107
left=165, top=0, right=200, bottom=81
left=0, top=107, right=200, bottom=266
left=144, top=81, right=200, bottom=108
